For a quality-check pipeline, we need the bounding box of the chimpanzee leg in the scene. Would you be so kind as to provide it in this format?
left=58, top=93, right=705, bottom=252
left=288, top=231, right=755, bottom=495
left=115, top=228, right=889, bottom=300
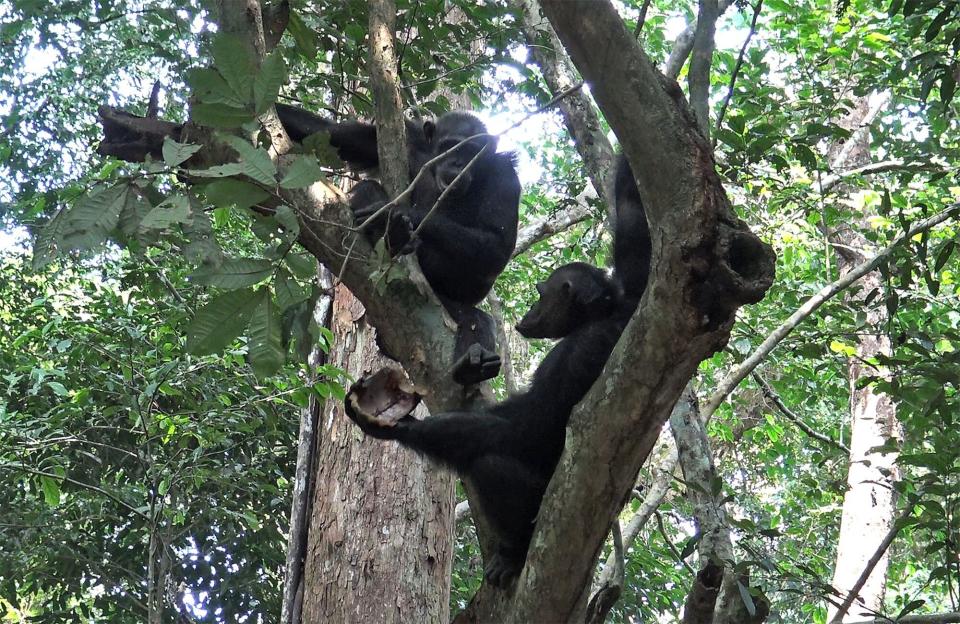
left=438, top=295, right=502, bottom=385
left=465, top=455, right=548, bottom=587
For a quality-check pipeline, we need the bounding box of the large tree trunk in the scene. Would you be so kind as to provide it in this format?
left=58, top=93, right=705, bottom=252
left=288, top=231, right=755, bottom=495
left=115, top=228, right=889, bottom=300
left=827, top=97, right=902, bottom=621
left=300, top=285, right=455, bottom=623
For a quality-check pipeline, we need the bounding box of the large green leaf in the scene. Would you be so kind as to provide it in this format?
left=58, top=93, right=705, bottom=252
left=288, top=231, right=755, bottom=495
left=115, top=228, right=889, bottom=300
left=139, top=195, right=192, bottom=231
left=248, top=291, right=284, bottom=377
left=202, top=179, right=271, bottom=210
left=275, top=268, right=310, bottom=311
left=61, top=184, right=129, bottom=250
left=185, top=287, right=259, bottom=355
left=279, top=155, right=325, bottom=189
left=161, top=138, right=203, bottom=167
left=223, top=136, right=277, bottom=186
left=254, top=51, right=287, bottom=114
left=191, top=257, right=274, bottom=289
left=211, top=33, right=256, bottom=103
left=186, top=67, right=247, bottom=107
left=191, top=103, right=255, bottom=129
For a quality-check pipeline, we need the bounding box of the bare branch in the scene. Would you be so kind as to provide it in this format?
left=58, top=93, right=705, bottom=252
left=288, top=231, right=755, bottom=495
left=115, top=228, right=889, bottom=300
left=584, top=522, right=624, bottom=624
left=820, top=159, right=943, bottom=193
left=367, top=0, right=408, bottom=197
left=713, top=0, right=763, bottom=146
left=512, top=197, right=593, bottom=257
left=664, top=0, right=734, bottom=80
left=486, top=290, right=519, bottom=395
left=847, top=614, right=960, bottom=624
left=702, top=204, right=959, bottom=422
left=753, top=373, right=849, bottom=453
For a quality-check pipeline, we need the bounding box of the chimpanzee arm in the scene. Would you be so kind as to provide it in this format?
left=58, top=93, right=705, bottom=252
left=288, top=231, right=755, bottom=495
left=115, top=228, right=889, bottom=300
left=347, top=407, right=512, bottom=473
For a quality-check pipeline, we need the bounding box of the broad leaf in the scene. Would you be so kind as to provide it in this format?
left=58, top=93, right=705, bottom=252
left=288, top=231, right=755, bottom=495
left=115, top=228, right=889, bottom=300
left=140, top=195, right=192, bottom=231
left=161, top=138, right=203, bottom=167
left=192, top=103, right=255, bottom=129
left=223, top=135, right=277, bottom=186
left=186, top=67, right=247, bottom=107
left=61, top=184, right=129, bottom=250
left=191, top=257, right=274, bottom=289
left=202, top=179, right=271, bottom=210
left=275, top=269, right=310, bottom=311
left=185, top=287, right=259, bottom=355
left=211, top=33, right=256, bottom=103
left=254, top=51, right=287, bottom=114
left=279, top=155, right=325, bottom=189
left=248, top=291, right=284, bottom=377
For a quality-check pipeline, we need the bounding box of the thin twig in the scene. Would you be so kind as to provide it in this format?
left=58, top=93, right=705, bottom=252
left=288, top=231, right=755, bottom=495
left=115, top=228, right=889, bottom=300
left=634, top=0, right=653, bottom=38
left=713, top=0, right=763, bottom=147
left=753, top=372, right=850, bottom=453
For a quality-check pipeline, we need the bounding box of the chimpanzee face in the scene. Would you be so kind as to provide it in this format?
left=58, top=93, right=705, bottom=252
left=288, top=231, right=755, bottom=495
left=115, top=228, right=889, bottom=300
left=424, top=112, right=497, bottom=195
left=516, top=263, right=619, bottom=339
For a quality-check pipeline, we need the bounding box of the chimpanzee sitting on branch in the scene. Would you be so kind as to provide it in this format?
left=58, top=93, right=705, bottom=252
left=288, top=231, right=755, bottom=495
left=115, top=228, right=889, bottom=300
left=276, top=104, right=521, bottom=385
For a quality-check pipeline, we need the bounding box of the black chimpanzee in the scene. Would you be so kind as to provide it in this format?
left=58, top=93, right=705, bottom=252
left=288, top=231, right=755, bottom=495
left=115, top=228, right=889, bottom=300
left=276, top=104, right=521, bottom=385
left=612, top=153, right=652, bottom=307
left=345, top=262, right=632, bottom=586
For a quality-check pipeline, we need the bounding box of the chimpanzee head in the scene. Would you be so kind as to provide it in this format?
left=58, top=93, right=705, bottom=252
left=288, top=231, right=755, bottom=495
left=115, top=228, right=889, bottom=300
left=424, top=112, right=497, bottom=195
left=515, top=262, right=622, bottom=339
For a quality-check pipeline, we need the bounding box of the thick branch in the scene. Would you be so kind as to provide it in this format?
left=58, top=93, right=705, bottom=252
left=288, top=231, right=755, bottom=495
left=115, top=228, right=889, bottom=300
left=688, top=0, right=719, bottom=136
left=847, top=615, right=960, bottom=624
left=367, top=0, right=409, bottom=197
left=664, top=0, right=734, bottom=80
left=701, top=205, right=958, bottom=422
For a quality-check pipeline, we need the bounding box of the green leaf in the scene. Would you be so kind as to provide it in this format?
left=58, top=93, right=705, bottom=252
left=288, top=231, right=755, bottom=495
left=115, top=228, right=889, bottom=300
left=248, top=291, right=284, bottom=377
left=47, top=381, right=69, bottom=396
left=274, top=205, right=300, bottom=239
left=40, top=476, right=60, bottom=507
left=287, top=11, right=318, bottom=58
left=140, top=195, right=192, bottom=231
left=275, top=269, right=310, bottom=310
left=32, top=209, right=68, bottom=268
left=186, top=67, right=247, bottom=107
left=279, top=155, right=325, bottom=189
left=186, top=287, right=260, bottom=355
left=191, top=257, right=274, bottom=289
left=211, top=33, right=256, bottom=103
left=62, top=184, right=130, bottom=250
left=223, top=135, right=277, bottom=185
left=187, top=163, right=246, bottom=179
left=736, top=581, right=757, bottom=616
left=285, top=252, right=317, bottom=278
left=303, top=131, right=343, bottom=167
left=254, top=51, right=287, bottom=114
left=192, top=103, right=255, bottom=129
left=202, top=179, right=271, bottom=210
left=161, top=138, right=203, bottom=167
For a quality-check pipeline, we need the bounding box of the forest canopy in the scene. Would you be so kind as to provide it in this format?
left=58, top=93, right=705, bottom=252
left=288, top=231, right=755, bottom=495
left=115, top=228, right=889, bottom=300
left=1, top=0, right=959, bottom=623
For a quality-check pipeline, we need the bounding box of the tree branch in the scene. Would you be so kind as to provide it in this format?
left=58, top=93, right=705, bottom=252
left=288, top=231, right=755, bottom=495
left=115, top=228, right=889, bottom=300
left=512, top=197, right=593, bottom=257
left=753, top=372, right=849, bottom=453
left=688, top=0, right=719, bottom=136
left=702, top=204, right=959, bottom=422
left=713, top=0, right=763, bottom=146
left=664, top=0, right=734, bottom=80
left=847, top=614, right=960, bottom=624
left=820, top=159, right=942, bottom=193
left=518, top=0, right=617, bottom=216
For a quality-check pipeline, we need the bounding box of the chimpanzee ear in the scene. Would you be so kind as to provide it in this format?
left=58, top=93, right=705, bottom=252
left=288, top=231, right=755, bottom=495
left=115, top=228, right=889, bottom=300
left=423, top=120, right=436, bottom=143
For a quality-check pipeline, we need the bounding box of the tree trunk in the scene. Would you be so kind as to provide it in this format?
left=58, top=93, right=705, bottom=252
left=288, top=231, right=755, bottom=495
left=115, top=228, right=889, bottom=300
left=827, top=96, right=902, bottom=621
left=299, top=285, right=455, bottom=623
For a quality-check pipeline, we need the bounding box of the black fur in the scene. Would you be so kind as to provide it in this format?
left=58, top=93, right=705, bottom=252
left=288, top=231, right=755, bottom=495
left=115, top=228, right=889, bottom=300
left=346, top=262, right=631, bottom=586
left=276, top=104, right=521, bottom=384
left=612, top=154, right=652, bottom=306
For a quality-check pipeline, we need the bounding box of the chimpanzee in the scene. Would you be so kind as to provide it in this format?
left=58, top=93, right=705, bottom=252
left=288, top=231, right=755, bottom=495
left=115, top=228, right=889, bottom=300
left=345, top=262, right=632, bottom=586
left=276, top=103, right=521, bottom=385
left=612, top=153, right=652, bottom=306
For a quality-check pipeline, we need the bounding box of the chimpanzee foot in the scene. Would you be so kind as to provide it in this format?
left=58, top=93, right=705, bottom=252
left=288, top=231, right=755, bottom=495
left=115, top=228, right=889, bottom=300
left=344, top=366, right=421, bottom=438
left=451, top=343, right=501, bottom=386
left=484, top=552, right=522, bottom=588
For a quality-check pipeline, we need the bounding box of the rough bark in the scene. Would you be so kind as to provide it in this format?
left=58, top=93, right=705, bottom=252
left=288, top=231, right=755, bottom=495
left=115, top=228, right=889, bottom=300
left=300, top=286, right=454, bottom=624
left=826, top=97, right=902, bottom=622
